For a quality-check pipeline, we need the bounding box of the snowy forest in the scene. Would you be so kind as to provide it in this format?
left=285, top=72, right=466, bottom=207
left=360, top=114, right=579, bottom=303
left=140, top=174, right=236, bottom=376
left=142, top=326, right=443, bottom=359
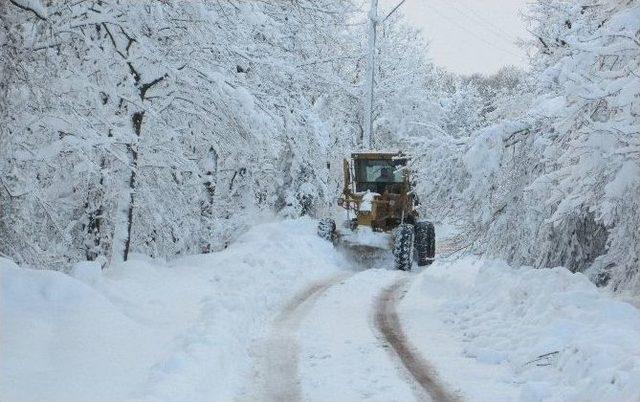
left=2, top=1, right=640, bottom=401
left=2, top=0, right=638, bottom=296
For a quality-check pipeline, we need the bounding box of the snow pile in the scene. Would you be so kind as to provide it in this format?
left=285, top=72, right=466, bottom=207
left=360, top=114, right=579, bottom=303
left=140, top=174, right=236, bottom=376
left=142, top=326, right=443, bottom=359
left=358, top=190, right=379, bottom=212
left=0, top=258, right=165, bottom=402
left=400, top=257, right=640, bottom=402
left=0, top=218, right=347, bottom=402
left=340, top=226, right=392, bottom=250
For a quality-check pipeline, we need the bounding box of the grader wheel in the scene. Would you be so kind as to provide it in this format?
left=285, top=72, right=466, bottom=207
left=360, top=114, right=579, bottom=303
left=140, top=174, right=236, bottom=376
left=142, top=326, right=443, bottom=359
left=393, top=224, right=414, bottom=271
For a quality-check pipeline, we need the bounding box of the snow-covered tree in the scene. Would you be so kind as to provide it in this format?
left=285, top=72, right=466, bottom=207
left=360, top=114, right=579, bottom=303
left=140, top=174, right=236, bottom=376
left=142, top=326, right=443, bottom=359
left=0, top=0, right=364, bottom=269
left=411, top=0, right=640, bottom=296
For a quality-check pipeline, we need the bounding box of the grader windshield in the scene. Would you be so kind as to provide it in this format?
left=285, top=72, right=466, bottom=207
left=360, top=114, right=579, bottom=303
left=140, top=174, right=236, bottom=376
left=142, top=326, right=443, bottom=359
left=353, top=155, right=407, bottom=194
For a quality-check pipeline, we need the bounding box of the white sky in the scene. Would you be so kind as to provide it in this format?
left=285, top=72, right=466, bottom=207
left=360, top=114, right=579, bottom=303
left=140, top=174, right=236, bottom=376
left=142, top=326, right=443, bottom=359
left=381, top=0, right=531, bottom=75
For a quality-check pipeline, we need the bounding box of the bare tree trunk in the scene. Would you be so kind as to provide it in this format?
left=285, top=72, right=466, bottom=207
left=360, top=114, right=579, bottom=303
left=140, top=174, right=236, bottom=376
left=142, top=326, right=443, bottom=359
left=84, top=156, right=107, bottom=262
left=200, top=147, right=218, bottom=253
left=122, top=111, right=144, bottom=261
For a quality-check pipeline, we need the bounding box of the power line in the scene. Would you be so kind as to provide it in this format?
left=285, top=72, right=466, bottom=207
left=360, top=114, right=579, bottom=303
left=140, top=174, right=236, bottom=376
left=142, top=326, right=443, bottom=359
left=424, top=2, right=524, bottom=60
left=432, top=0, right=521, bottom=45
left=453, top=0, right=521, bottom=43
left=384, top=0, right=406, bottom=21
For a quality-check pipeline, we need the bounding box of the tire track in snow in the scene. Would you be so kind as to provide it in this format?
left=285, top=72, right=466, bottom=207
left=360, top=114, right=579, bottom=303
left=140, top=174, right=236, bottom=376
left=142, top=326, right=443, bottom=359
left=375, top=278, right=460, bottom=402
left=258, top=273, right=351, bottom=402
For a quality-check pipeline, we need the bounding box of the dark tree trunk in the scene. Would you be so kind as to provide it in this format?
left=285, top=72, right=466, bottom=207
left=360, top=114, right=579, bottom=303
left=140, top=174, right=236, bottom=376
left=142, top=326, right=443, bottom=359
left=204, top=147, right=218, bottom=209
left=85, top=157, right=107, bottom=262
left=123, top=111, right=144, bottom=261
left=200, top=147, right=218, bottom=253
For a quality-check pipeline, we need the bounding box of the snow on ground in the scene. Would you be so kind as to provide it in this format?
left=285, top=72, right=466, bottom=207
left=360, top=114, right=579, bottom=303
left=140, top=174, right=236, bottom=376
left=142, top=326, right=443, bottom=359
left=297, top=269, right=416, bottom=402
left=0, top=258, right=166, bottom=402
left=399, top=256, right=640, bottom=402
left=2, top=218, right=640, bottom=402
left=0, top=218, right=349, bottom=402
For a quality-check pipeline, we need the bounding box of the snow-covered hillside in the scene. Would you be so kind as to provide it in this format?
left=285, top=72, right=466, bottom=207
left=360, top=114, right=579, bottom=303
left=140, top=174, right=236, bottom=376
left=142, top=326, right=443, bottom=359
left=2, top=219, right=639, bottom=402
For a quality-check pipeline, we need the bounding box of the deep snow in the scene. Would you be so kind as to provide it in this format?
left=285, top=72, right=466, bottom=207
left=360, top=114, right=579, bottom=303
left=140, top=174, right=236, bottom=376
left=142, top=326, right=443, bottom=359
left=1, top=218, right=639, bottom=402
left=0, top=219, right=348, bottom=402
left=399, top=257, right=640, bottom=402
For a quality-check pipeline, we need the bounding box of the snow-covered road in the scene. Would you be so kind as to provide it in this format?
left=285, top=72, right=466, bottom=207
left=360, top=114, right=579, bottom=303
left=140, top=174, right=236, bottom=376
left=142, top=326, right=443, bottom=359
left=2, top=218, right=640, bottom=402
left=295, top=270, right=423, bottom=402
left=251, top=273, right=350, bottom=402
left=376, top=278, right=460, bottom=402
left=244, top=262, right=456, bottom=402
left=248, top=265, right=458, bottom=402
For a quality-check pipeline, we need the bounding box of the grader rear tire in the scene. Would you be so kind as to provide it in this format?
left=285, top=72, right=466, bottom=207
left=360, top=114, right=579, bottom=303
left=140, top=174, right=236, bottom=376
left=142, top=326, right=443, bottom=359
left=414, top=221, right=435, bottom=266
left=393, top=224, right=414, bottom=271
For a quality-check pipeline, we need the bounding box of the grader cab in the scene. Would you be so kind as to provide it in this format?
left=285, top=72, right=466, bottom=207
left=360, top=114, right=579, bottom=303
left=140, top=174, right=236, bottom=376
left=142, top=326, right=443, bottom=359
left=318, top=151, right=435, bottom=270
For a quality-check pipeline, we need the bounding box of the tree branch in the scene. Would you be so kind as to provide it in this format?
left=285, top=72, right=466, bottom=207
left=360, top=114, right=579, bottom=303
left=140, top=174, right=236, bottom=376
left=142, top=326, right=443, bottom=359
left=139, top=74, right=167, bottom=100
left=8, top=0, right=47, bottom=20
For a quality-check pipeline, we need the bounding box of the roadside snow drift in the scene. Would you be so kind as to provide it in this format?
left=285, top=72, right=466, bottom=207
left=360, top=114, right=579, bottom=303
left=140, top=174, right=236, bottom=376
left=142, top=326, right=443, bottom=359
left=399, top=257, right=640, bottom=402
left=0, top=218, right=348, bottom=402
left=2, top=219, right=640, bottom=402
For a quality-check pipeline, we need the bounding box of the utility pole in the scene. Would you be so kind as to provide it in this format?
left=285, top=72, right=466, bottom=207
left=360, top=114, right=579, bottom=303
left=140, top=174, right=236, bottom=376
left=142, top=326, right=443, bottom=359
left=363, top=0, right=378, bottom=149
left=362, top=0, right=406, bottom=149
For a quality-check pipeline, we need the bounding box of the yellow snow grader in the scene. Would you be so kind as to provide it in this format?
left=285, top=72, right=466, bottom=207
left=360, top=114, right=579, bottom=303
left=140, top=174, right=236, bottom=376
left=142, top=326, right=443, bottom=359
left=318, top=151, right=435, bottom=270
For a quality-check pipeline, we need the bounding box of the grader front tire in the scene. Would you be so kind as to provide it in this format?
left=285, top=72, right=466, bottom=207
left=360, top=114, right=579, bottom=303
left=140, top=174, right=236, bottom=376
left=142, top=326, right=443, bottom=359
left=393, top=224, right=414, bottom=271
left=317, top=218, right=336, bottom=242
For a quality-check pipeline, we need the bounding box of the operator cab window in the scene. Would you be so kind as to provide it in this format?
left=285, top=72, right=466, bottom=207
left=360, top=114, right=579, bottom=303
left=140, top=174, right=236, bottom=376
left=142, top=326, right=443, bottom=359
left=354, top=158, right=406, bottom=193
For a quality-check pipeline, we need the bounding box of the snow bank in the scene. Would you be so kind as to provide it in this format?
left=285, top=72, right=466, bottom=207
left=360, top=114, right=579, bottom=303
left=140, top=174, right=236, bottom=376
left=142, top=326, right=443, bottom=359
left=0, top=218, right=348, bottom=402
left=0, top=258, right=164, bottom=402
left=400, top=257, right=640, bottom=402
